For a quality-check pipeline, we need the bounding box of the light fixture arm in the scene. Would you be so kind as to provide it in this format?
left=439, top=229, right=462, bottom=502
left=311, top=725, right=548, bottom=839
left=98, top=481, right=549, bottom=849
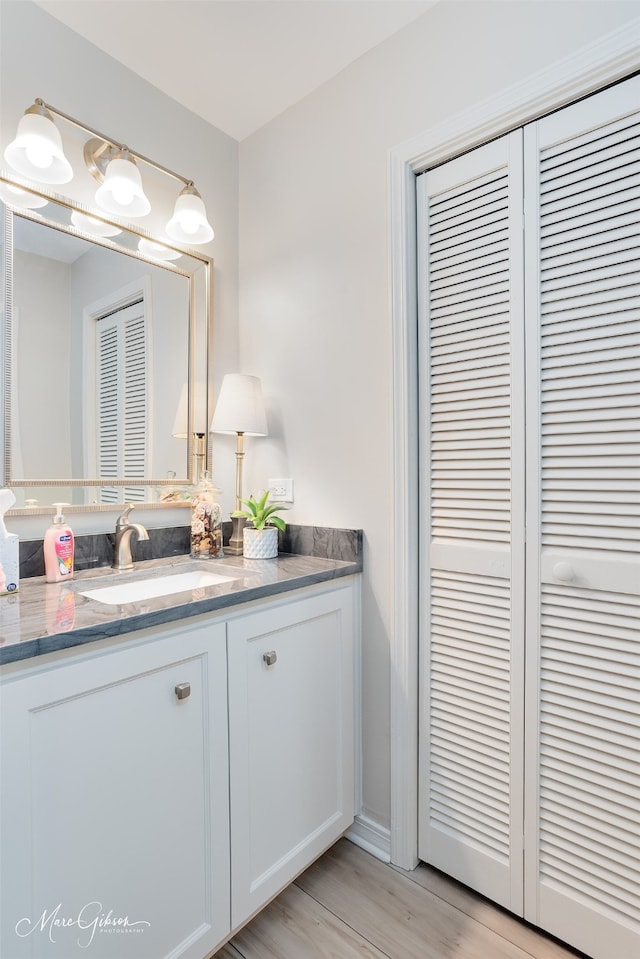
left=34, top=98, right=193, bottom=188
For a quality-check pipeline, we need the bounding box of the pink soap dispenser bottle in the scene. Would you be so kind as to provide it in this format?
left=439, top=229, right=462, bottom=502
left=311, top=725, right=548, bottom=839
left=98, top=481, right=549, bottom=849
left=44, top=504, right=75, bottom=583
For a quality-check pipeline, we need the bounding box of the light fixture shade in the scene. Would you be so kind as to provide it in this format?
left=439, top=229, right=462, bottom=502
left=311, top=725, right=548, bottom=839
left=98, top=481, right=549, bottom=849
left=0, top=182, right=48, bottom=209
left=95, top=151, right=151, bottom=217
left=166, top=184, right=214, bottom=245
left=172, top=381, right=208, bottom=437
left=138, top=237, right=181, bottom=261
left=4, top=105, right=73, bottom=184
left=210, top=374, right=267, bottom=436
left=70, top=210, right=121, bottom=237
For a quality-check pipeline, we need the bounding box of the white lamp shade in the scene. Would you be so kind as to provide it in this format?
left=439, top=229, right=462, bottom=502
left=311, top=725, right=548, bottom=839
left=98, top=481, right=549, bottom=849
left=166, top=185, right=214, bottom=245
left=0, top=182, right=48, bottom=209
left=210, top=374, right=267, bottom=436
left=172, top=381, right=208, bottom=437
left=4, top=109, right=73, bottom=184
left=70, top=210, right=121, bottom=237
left=95, top=153, right=151, bottom=217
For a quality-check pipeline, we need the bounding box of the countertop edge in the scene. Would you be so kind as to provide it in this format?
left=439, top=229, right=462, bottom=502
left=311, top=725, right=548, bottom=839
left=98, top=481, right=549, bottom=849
left=0, top=557, right=361, bottom=666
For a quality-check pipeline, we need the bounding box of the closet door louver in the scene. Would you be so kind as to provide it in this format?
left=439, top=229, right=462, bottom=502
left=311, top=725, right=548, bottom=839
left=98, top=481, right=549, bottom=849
left=97, top=320, right=120, bottom=504
left=417, top=131, right=525, bottom=913
left=524, top=76, right=640, bottom=959
left=122, top=312, right=148, bottom=500
left=96, top=302, right=150, bottom=504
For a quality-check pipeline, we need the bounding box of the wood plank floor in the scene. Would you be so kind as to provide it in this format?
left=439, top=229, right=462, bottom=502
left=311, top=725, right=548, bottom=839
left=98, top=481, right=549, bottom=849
left=214, top=839, right=585, bottom=959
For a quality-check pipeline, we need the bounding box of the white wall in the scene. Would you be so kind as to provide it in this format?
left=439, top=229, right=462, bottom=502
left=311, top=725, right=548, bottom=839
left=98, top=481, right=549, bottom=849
left=1, top=0, right=239, bottom=535
left=238, top=0, right=640, bottom=835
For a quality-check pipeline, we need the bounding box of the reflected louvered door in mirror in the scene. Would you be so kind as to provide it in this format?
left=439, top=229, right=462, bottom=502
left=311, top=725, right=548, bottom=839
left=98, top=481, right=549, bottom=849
left=418, top=74, right=639, bottom=959
left=417, top=130, right=526, bottom=914
left=523, top=76, right=640, bottom=959
left=95, top=300, right=150, bottom=504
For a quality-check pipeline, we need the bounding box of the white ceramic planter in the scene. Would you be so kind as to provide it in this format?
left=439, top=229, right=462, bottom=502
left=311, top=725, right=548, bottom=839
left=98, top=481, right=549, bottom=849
left=242, top=526, right=278, bottom=559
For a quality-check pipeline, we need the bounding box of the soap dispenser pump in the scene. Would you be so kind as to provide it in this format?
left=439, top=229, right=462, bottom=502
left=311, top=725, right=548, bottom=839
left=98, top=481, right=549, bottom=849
left=44, top=503, right=75, bottom=583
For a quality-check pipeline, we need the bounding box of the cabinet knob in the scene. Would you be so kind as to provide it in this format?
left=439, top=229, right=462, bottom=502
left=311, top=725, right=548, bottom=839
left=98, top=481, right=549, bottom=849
left=263, top=650, right=277, bottom=667
left=552, top=562, right=574, bottom=583
left=175, top=682, right=191, bottom=701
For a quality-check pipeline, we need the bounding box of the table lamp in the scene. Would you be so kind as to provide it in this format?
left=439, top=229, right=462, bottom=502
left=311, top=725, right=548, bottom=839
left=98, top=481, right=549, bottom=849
left=210, top=374, right=268, bottom=554
left=172, top=381, right=208, bottom=484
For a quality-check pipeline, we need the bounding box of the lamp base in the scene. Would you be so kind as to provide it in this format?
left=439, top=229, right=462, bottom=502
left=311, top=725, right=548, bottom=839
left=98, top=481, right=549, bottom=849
left=225, top=514, right=245, bottom=555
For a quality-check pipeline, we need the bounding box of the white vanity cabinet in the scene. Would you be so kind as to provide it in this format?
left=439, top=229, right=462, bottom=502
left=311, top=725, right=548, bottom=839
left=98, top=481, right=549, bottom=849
left=0, top=578, right=357, bottom=959
left=0, top=621, right=231, bottom=959
left=227, top=585, right=355, bottom=929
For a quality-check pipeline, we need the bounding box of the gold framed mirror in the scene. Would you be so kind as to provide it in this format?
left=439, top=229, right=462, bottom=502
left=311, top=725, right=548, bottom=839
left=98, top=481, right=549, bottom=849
left=0, top=178, right=212, bottom=513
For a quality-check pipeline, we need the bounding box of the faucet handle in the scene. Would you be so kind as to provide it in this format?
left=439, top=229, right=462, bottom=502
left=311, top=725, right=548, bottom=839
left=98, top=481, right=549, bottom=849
left=116, top=503, right=134, bottom=529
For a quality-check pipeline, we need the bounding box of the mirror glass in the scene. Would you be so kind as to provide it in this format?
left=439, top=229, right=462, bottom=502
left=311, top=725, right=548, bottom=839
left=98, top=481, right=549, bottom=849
left=1, top=184, right=212, bottom=511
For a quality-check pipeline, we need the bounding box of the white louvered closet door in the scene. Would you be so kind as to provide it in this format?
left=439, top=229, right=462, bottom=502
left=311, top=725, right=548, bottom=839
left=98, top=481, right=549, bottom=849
left=523, top=77, right=640, bottom=959
left=417, top=130, right=526, bottom=913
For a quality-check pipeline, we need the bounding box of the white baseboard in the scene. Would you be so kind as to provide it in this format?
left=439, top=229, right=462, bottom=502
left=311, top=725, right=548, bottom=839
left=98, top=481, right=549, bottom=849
left=346, top=814, right=391, bottom=863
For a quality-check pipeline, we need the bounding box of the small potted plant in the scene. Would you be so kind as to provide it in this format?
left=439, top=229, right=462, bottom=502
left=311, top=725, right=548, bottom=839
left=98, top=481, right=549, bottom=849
left=231, top=490, right=286, bottom=559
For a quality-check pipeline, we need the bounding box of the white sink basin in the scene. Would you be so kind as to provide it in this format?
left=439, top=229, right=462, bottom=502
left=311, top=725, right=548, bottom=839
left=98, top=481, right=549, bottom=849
left=79, top=569, right=237, bottom=606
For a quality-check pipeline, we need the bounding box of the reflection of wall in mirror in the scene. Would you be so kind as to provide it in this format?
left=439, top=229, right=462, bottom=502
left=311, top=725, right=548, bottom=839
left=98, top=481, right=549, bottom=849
left=14, top=249, right=72, bottom=507
left=13, top=239, right=190, bottom=500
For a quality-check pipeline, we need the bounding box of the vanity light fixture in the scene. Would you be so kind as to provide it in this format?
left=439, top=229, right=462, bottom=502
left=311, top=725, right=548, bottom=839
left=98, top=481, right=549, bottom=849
left=94, top=149, right=151, bottom=218
left=3, top=101, right=73, bottom=184
left=166, top=184, right=214, bottom=245
left=70, top=210, right=122, bottom=238
left=210, top=374, right=268, bottom=555
left=3, top=99, right=214, bottom=243
left=0, top=181, right=48, bottom=209
left=138, top=238, right=181, bottom=261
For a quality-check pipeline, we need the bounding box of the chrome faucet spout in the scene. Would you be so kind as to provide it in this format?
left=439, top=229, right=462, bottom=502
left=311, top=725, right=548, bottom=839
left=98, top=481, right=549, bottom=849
left=112, top=505, right=149, bottom=570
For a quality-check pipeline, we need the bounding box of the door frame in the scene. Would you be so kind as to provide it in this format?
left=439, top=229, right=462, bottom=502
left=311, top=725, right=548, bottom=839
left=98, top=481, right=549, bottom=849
left=388, top=18, right=640, bottom=871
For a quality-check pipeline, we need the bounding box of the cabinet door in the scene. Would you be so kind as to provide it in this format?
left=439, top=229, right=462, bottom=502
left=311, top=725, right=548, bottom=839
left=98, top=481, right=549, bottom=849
left=227, top=586, right=355, bottom=928
left=0, top=622, right=230, bottom=959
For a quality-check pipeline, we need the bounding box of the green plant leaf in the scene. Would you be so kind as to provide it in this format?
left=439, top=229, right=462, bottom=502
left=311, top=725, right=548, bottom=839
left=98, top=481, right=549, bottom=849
left=230, top=491, right=287, bottom=533
left=245, top=496, right=260, bottom=516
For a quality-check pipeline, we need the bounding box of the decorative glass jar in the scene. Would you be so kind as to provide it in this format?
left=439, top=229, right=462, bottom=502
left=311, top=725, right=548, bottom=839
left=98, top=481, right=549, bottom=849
left=190, top=471, right=223, bottom=559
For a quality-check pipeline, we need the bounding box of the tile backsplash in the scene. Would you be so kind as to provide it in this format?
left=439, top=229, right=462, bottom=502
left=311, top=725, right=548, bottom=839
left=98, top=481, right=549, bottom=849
left=19, top=525, right=362, bottom=579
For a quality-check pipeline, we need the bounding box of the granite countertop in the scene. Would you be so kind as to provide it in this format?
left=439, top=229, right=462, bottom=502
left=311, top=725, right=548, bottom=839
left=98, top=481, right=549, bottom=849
left=0, top=551, right=361, bottom=665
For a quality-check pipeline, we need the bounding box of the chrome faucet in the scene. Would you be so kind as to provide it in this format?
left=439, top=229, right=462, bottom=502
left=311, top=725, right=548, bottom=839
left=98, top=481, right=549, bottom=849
left=112, top=505, right=149, bottom=570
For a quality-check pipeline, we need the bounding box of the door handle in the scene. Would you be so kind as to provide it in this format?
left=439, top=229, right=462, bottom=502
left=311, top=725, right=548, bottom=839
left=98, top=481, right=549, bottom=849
left=552, top=562, right=574, bottom=583
left=263, top=650, right=277, bottom=667
left=175, top=682, right=191, bottom=701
